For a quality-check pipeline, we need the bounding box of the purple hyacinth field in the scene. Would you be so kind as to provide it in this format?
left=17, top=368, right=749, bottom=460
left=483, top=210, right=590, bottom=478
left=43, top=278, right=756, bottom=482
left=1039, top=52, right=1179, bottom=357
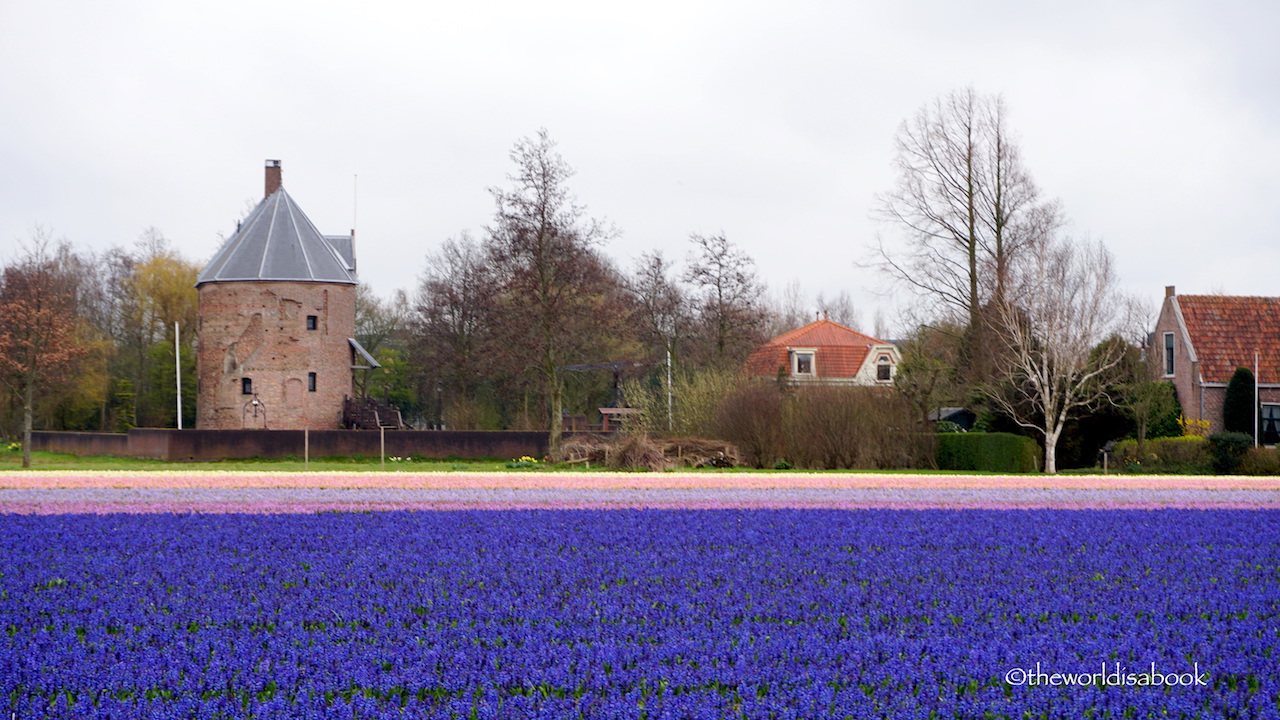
left=2, top=509, right=1278, bottom=719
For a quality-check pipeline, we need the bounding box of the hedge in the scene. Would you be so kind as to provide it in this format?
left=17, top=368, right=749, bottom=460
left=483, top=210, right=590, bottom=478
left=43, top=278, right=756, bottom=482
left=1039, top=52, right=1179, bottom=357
left=1208, top=432, right=1255, bottom=474
left=1112, top=436, right=1211, bottom=474
left=936, top=432, right=1040, bottom=473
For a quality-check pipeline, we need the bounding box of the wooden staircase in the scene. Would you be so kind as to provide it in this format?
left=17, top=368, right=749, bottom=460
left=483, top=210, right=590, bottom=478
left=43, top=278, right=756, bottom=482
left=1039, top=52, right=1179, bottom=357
left=343, top=396, right=404, bottom=430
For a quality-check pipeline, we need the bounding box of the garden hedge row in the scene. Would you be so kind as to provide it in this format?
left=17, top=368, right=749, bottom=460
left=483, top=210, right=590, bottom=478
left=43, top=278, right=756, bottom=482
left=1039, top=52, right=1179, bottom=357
left=936, top=432, right=1040, bottom=473
left=1112, top=434, right=1280, bottom=475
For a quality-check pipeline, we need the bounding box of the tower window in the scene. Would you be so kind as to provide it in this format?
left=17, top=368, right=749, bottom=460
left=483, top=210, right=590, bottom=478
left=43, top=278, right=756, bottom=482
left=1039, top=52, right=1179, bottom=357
left=306, top=315, right=318, bottom=331
left=308, top=372, right=317, bottom=392
left=241, top=378, right=253, bottom=395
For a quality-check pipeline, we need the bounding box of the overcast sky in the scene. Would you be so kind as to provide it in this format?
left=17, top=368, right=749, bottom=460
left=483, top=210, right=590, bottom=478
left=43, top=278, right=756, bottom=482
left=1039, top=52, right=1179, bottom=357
left=2, top=0, right=1276, bottom=335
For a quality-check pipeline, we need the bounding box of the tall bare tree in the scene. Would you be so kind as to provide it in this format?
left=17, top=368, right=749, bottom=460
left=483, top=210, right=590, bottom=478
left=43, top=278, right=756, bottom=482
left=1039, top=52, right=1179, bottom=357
left=412, top=233, right=500, bottom=426
left=628, top=250, right=687, bottom=367
left=981, top=238, right=1138, bottom=473
left=684, top=232, right=767, bottom=367
left=486, top=129, right=617, bottom=453
left=874, top=87, right=1060, bottom=333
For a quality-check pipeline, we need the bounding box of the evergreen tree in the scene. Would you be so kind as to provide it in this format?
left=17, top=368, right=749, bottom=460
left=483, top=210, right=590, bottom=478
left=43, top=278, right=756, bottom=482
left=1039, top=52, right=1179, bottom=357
left=1222, top=367, right=1259, bottom=441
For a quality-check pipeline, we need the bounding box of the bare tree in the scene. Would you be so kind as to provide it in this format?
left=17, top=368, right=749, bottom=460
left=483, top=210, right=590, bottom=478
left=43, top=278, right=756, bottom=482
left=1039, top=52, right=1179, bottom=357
left=412, top=233, right=502, bottom=426
left=684, top=232, right=767, bottom=367
left=766, top=283, right=862, bottom=335
left=764, top=279, right=811, bottom=337
left=815, top=289, right=861, bottom=331
left=486, top=129, right=618, bottom=453
left=981, top=238, right=1138, bottom=473
left=874, top=87, right=1060, bottom=332
left=627, top=251, right=687, bottom=367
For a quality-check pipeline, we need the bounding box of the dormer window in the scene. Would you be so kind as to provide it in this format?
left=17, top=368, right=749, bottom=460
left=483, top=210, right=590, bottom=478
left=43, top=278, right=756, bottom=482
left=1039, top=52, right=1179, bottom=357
left=876, top=357, right=892, bottom=382
left=792, top=350, right=815, bottom=376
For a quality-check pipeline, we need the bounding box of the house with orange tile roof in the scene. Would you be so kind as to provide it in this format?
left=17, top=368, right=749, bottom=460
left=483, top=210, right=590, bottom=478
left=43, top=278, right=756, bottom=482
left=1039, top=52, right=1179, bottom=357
left=1153, top=286, right=1280, bottom=441
left=744, top=316, right=899, bottom=386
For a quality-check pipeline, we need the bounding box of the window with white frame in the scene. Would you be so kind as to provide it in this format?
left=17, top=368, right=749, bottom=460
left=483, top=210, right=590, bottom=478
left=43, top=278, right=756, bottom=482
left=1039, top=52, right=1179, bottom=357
left=792, top=350, right=815, bottom=376
left=1163, top=332, right=1175, bottom=376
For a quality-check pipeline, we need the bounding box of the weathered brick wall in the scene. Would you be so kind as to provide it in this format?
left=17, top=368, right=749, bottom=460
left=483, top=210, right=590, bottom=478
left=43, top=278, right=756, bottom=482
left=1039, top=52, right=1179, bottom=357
left=29, top=431, right=129, bottom=457
left=196, top=281, right=356, bottom=430
left=1154, top=296, right=1203, bottom=426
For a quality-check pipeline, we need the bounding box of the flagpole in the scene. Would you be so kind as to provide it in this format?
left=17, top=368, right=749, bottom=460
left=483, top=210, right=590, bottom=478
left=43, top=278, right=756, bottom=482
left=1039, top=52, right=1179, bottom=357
left=175, top=321, right=183, bottom=430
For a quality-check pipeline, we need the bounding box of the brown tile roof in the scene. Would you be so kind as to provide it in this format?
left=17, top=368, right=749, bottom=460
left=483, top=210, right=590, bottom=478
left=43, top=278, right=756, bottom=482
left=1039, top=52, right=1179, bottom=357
left=1178, top=295, right=1280, bottom=384
left=744, top=319, right=892, bottom=379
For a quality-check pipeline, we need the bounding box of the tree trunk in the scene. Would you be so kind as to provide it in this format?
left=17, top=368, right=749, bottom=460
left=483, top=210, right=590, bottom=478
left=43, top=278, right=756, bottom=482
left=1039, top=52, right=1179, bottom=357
left=1043, top=426, right=1059, bottom=474
left=545, top=353, right=562, bottom=457
left=22, top=369, right=35, bottom=469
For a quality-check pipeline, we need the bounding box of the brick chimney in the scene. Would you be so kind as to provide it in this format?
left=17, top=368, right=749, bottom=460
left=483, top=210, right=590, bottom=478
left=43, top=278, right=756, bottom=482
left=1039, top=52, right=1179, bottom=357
left=1165, top=285, right=1176, bottom=298
left=265, top=159, right=282, bottom=197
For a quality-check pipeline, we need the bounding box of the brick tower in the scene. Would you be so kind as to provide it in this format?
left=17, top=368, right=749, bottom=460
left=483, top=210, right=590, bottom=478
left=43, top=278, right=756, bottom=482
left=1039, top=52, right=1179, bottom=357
left=195, top=160, right=367, bottom=430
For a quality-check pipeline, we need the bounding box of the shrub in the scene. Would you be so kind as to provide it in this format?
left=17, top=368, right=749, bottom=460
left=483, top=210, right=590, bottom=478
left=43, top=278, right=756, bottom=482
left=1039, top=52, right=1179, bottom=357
left=714, top=383, right=786, bottom=468
left=1112, top=436, right=1210, bottom=474
left=622, top=368, right=742, bottom=438
left=785, top=386, right=930, bottom=470
left=936, top=433, right=1040, bottom=473
left=1178, top=415, right=1210, bottom=438
left=1237, top=446, right=1280, bottom=476
left=1208, top=432, right=1255, bottom=474
left=442, top=395, right=502, bottom=431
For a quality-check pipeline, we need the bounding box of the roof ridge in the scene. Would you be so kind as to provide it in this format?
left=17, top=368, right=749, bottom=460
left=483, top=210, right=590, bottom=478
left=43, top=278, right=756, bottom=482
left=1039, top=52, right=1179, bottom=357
left=766, top=318, right=890, bottom=347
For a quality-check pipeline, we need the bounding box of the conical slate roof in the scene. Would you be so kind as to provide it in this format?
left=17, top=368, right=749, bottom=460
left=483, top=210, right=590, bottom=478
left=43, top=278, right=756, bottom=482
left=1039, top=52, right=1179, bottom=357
left=197, top=188, right=357, bottom=286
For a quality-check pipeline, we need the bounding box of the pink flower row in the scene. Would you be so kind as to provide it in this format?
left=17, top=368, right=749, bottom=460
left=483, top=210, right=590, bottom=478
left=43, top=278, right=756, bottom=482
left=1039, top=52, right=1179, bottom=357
left=5, top=470, right=1280, bottom=491
left=4, top=499, right=1277, bottom=515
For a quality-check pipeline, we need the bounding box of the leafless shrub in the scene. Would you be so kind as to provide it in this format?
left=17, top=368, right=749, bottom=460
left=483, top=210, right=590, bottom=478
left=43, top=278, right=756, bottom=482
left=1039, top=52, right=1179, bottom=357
left=442, top=396, right=501, bottom=430
left=804, top=386, right=919, bottom=469
left=713, top=383, right=786, bottom=468
left=706, top=383, right=932, bottom=470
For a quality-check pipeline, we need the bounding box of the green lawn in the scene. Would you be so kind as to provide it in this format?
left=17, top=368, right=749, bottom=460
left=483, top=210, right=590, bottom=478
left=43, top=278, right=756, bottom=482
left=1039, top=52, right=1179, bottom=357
left=0, top=448, right=1066, bottom=474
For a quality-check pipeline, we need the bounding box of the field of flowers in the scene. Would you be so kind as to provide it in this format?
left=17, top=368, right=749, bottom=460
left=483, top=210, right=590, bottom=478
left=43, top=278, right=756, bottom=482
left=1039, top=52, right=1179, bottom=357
left=3, top=509, right=1278, bottom=718
left=3, top=470, right=1280, bottom=513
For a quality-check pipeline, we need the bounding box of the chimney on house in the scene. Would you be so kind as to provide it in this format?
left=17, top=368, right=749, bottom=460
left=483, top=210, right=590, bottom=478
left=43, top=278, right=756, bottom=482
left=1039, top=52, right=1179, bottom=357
left=265, top=159, right=282, bottom=197
left=1165, top=285, right=1176, bottom=298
